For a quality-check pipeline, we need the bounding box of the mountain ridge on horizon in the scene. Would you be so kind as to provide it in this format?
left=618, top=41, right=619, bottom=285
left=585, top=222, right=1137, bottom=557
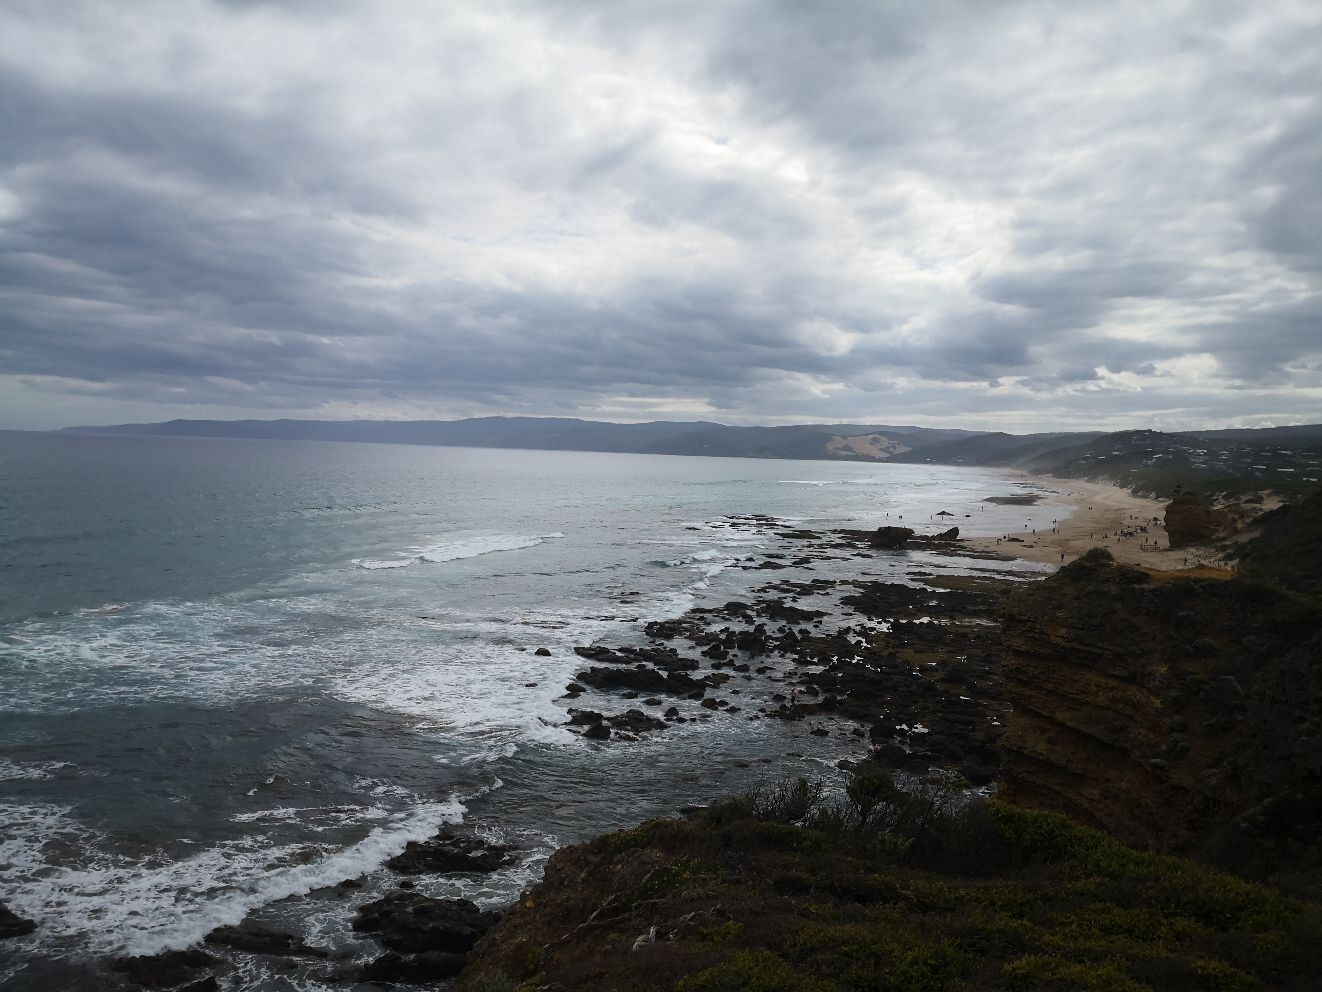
left=58, top=416, right=1322, bottom=497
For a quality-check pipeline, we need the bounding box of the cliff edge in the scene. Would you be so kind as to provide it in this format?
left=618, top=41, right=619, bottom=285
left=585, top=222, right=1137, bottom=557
left=999, top=542, right=1322, bottom=890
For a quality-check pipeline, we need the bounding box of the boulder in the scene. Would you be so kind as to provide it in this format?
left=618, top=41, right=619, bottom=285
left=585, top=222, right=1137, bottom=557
left=386, top=830, right=516, bottom=875
left=0, top=901, right=35, bottom=939
left=352, top=893, right=500, bottom=954
left=870, top=526, right=914, bottom=549
left=608, top=709, right=667, bottom=733
left=204, top=923, right=326, bottom=957
left=359, top=950, right=469, bottom=983
left=573, top=666, right=702, bottom=696
left=112, top=949, right=218, bottom=989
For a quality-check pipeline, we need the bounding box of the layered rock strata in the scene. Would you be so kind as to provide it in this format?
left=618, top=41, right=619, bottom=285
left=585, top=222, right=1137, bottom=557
left=999, top=548, right=1322, bottom=867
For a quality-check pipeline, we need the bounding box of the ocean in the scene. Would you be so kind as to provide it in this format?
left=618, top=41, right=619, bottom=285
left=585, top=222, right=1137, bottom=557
left=0, top=431, right=1060, bottom=989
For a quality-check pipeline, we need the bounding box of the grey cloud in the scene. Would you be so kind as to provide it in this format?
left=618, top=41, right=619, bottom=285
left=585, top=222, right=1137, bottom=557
left=0, top=0, right=1319, bottom=430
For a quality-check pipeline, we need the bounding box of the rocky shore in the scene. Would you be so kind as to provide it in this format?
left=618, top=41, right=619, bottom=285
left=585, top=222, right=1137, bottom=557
left=8, top=486, right=1319, bottom=990
left=451, top=491, right=1322, bottom=991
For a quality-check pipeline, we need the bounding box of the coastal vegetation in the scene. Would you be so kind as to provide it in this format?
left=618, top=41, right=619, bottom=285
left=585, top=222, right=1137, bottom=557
left=456, top=492, right=1322, bottom=990
left=457, top=770, right=1322, bottom=991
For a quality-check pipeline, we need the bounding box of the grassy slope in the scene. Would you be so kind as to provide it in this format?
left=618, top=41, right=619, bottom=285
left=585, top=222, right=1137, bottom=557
left=457, top=788, right=1322, bottom=992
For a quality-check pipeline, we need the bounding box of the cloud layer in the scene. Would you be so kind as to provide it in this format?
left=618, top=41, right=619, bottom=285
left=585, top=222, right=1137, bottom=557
left=2, top=0, right=1319, bottom=430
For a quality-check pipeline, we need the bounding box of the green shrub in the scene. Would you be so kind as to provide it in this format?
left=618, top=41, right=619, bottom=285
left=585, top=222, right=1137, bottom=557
left=676, top=950, right=839, bottom=992
left=1001, top=954, right=1149, bottom=991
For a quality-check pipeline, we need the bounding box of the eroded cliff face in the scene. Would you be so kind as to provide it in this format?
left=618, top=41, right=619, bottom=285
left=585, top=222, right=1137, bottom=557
left=1163, top=491, right=1230, bottom=548
left=999, top=549, right=1322, bottom=870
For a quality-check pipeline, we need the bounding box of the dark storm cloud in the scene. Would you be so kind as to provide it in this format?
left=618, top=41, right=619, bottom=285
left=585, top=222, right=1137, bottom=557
left=0, top=0, right=1319, bottom=430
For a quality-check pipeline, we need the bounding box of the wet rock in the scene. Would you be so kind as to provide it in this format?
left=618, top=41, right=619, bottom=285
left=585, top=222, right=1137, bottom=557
left=568, top=709, right=604, bottom=725
left=608, top=709, right=667, bottom=733
left=534, top=647, right=552, bottom=656
left=642, top=619, right=686, bottom=640
left=359, top=949, right=469, bottom=983
left=871, top=526, right=915, bottom=549
left=204, top=923, right=326, bottom=957
left=112, top=949, right=218, bottom=989
left=352, top=893, right=500, bottom=954
left=386, top=830, right=516, bottom=875
left=574, top=645, right=618, bottom=662
left=574, top=665, right=703, bottom=696
left=582, top=723, right=611, bottom=740
left=0, top=901, right=35, bottom=939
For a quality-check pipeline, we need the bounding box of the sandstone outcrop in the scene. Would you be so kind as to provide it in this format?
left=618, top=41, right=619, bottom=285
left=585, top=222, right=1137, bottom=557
left=999, top=547, right=1322, bottom=880
left=1163, top=490, right=1228, bottom=548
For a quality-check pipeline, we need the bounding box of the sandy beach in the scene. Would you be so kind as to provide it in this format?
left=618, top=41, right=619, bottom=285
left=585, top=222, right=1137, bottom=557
left=965, top=475, right=1229, bottom=573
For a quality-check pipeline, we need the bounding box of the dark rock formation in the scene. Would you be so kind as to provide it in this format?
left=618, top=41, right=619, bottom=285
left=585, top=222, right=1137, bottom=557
left=0, top=901, right=35, bottom=939
left=870, top=526, right=914, bottom=549
left=573, top=665, right=703, bottom=696
left=1235, top=490, right=1322, bottom=600
left=352, top=893, right=500, bottom=955
left=112, top=949, right=218, bottom=988
left=999, top=547, right=1322, bottom=884
left=204, top=923, right=325, bottom=957
left=386, top=829, right=516, bottom=875
left=359, top=949, right=468, bottom=983
left=1163, top=491, right=1228, bottom=548
left=608, top=708, right=667, bottom=734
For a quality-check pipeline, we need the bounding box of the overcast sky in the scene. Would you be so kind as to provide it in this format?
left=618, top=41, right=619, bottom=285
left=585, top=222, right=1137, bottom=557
left=2, top=1, right=1319, bottom=432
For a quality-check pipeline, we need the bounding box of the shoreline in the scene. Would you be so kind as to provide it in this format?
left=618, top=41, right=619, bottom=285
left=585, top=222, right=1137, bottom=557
left=966, top=474, right=1231, bottom=574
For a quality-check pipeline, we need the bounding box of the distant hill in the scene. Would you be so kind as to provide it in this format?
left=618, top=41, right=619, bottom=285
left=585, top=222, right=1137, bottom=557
left=889, top=424, right=1322, bottom=498
left=60, top=417, right=979, bottom=463
left=59, top=417, right=1322, bottom=495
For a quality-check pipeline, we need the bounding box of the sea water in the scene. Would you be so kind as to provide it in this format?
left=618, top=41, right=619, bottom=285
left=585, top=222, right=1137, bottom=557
left=0, top=431, right=1060, bottom=989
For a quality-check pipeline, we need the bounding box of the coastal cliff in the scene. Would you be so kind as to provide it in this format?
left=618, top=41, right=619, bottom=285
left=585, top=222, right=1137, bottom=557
left=998, top=509, right=1322, bottom=888
left=451, top=498, right=1322, bottom=990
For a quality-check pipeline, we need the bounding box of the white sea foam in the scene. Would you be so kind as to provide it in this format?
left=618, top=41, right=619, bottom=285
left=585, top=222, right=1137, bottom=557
left=0, top=759, right=73, bottom=781
left=0, top=595, right=341, bottom=714
left=354, top=531, right=566, bottom=570
left=0, top=795, right=467, bottom=958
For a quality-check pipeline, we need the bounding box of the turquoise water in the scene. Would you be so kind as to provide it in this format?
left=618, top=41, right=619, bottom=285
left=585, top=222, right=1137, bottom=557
left=0, top=431, right=1058, bottom=989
